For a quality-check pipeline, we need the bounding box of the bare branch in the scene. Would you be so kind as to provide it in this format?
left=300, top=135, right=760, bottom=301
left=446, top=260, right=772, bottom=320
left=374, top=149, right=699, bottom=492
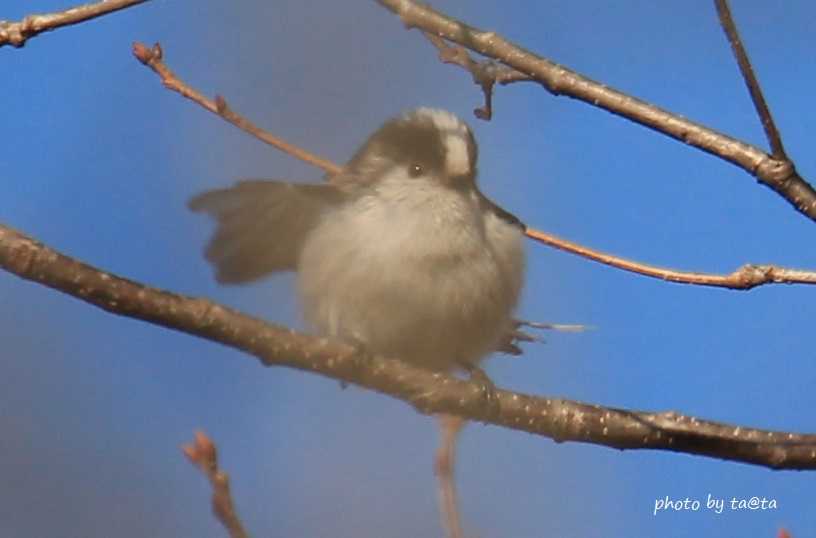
left=0, top=0, right=149, bottom=48
left=183, top=432, right=249, bottom=538
left=375, top=0, right=816, bottom=223
left=130, top=41, right=816, bottom=291
left=525, top=228, right=816, bottom=289
left=422, top=31, right=532, bottom=121
left=3, top=222, right=816, bottom=469
left=132, top=42, right=341, bottom=176
left=435, top=415, right=466, bottom=538
left=714, top=0, right=787, bottom=159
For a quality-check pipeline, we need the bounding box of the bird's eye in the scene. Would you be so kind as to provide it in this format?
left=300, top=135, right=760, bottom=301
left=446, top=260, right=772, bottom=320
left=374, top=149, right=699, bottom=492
left=408, top=163, right=424, bottom=178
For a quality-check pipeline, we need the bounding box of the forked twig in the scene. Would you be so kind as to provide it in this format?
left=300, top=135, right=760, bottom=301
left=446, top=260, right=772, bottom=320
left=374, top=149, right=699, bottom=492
left=422, top=31, right=531, bottom=120
left=376, top=0, right=816, bottom=223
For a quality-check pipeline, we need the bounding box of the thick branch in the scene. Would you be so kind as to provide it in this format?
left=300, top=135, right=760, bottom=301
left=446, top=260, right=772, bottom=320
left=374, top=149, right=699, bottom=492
left=2, top=222, right=816, bottom=470
left=132, top=41, right=816, bottom=291
left=0, top=0, right=149, bottom=48
left=376, top=0, right=816, bottom=223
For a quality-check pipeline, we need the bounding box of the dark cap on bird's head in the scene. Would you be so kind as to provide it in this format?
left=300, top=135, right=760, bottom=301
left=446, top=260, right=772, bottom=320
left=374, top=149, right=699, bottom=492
left=345, top=108, right=479, bottom=186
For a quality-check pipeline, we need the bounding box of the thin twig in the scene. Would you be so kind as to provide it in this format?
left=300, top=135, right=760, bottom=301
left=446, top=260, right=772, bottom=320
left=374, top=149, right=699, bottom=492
left=435, top=415, right=466, bottom=538
left=0, top=0, right=149, bottom=48
left=3, top=222, right=816, bottom=469
left=376, top=0, right=816, bottom=223
left=183, top=432, right=249, bottom=538
left=420, top=33, right=531, bottom=85
left=132, top=42, right=341, bottom=175
left=524, top=228, right=816, bottom=289
left=422, top=31, right=532, bottom=120
left=714, top=0, right=787, bottom=159
left=132, top=41, right=816, bottom=291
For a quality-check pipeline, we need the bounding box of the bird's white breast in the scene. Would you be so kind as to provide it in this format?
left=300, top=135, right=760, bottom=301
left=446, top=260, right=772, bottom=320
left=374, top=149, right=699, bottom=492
left=296, top=174, right=524, bottom=371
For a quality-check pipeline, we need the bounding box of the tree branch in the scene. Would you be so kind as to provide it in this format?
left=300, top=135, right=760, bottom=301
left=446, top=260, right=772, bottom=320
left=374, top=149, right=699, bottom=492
left=524, top=228, right=816, bottom=289
left=132, top=42, right=341, bottom=176
left=2, top=222, right=816, bottom=470
left=422, top=31, right=532, bottom=121
left=714, top=0, right=787, bottom=159
left=183, top=432, right=249, bottom=538
left=375, top=0, right=816, bottom=224
left=0, top=0, right=149, bottom=48
left=131, top=41, right=816, bottom=291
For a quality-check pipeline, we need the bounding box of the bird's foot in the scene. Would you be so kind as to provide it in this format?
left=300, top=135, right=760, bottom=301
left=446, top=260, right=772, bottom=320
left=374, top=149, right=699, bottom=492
left=338, top=334, right=373, bottom=390
left=460, top=362, right=500, bottom=420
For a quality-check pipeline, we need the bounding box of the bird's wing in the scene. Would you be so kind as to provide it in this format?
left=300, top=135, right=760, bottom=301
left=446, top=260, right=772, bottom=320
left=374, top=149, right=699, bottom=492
left=188, top=180, right=343, bottom=283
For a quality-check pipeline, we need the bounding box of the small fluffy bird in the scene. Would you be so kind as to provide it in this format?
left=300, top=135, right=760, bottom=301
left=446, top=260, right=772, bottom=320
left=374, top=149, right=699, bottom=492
left=189, top=108, right=526, bottom=373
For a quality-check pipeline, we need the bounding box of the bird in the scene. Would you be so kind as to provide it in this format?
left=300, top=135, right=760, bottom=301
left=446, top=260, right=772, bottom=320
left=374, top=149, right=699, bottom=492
left=188, top=107, right=526, bottom=374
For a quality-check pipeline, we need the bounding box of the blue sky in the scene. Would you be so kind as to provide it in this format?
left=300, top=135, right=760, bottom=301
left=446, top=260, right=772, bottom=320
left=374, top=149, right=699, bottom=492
left=3, top=1, right=815, bottom=537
